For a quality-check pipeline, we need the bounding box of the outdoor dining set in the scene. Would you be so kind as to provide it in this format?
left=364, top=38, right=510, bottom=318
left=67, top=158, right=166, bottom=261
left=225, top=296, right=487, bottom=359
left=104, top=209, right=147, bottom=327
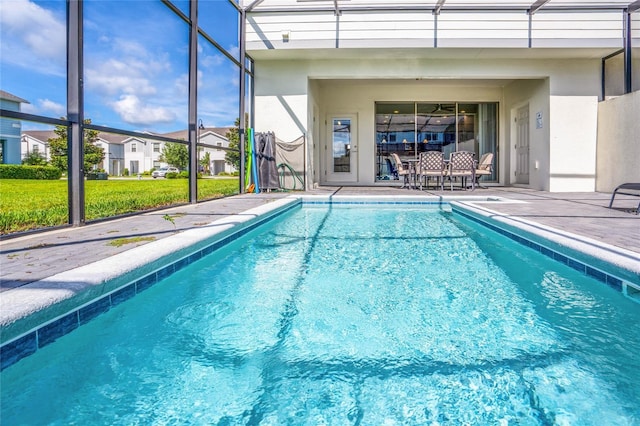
left=390, top=151, right=494, bottom=191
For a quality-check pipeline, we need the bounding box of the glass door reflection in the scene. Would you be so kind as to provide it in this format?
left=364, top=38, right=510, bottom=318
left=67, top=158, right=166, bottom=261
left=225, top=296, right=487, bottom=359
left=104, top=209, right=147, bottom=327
left=375, top=102, right=498, bottom=183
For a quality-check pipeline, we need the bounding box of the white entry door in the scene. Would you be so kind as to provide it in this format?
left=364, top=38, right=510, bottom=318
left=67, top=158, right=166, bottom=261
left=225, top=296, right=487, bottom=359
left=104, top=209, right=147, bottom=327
left=325, top=114, right=358, bottom=183
left=515, top=105, right=530, bottom=184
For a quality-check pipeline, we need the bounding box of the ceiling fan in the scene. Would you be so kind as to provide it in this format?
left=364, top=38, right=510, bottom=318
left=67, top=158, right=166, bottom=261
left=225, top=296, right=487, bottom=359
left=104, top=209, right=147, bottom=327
left=431, top=104, right=455, bottom=114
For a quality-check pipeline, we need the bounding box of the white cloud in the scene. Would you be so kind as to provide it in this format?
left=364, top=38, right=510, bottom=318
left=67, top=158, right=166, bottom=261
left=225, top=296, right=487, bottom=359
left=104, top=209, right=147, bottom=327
left=227, top=45, right=240, bottom=60
left=38, top=98, right=66, bottom=116
left=175, top=72, right=190, bottom=96
left=86, top=60, right=157, bottom=96
left=112, top=94, right=176, bottom=125
left=20, top=98, right=65, bottom=117
left=199, top=52, right=226, bottom=69
left=0, top=0, right=66, bottom=71
left=84, top=35, right=179, bottom=128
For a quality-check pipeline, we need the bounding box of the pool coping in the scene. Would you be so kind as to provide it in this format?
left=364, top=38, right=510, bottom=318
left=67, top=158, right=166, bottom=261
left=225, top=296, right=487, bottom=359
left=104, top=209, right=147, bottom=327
left=2, top=193, right=638, bottom=370
left=450, top=200, right=640, bottom=294
left=0, top=196, right=301, bottom=351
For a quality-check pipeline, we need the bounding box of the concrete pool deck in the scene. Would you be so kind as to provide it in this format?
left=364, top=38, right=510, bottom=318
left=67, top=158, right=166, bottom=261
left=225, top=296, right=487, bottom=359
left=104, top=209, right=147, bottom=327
left=1, top=186, right=639, bottom=346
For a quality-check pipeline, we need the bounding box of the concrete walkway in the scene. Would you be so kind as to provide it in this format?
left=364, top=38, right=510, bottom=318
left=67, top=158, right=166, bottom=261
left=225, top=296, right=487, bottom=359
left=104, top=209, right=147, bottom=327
left=1, top=187, right=639, bottom=294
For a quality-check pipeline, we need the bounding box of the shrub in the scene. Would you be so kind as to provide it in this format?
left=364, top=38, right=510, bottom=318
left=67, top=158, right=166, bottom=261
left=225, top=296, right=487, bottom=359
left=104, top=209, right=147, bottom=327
left=178, top=171, right=189, bottom=179
left=0, top=165, right=62, bottom=180
left=123, top=168, right=129, bottom=176
left=165, top=172, right=179, bottom=179
left=22, top=151, right=48, bottom=166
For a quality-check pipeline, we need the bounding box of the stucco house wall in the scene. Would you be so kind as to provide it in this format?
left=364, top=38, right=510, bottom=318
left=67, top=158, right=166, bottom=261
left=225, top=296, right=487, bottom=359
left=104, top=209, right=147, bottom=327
left=254, top=56, right=604, bottom=190
left=0, top=91, right=28, bottom=165
left=248, top=4, right=638, bottom=192
left=596, top=91, right=640, bottom=192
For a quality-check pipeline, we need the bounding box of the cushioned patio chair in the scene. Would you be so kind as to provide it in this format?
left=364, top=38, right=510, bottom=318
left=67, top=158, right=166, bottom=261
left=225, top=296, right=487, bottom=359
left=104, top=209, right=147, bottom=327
left=416, top=151, right=446, bottom=190
left=445, top=151, right=475, bottom=191
left=608, top=183, right=640, bottom=214
left=474, top=152, right=494, bottom=188
left=390, top=153, right=412, bottom=188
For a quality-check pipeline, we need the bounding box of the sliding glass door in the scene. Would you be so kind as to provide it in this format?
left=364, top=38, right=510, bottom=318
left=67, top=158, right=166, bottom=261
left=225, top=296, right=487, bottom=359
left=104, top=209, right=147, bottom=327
left=375, top=102, right=498, bottom=183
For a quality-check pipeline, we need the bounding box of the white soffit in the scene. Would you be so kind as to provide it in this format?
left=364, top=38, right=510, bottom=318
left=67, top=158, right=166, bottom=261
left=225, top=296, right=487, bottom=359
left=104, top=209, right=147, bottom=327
left=246, top=46, right=627, bottom=61
left=245, top=0, right=638, bottom=12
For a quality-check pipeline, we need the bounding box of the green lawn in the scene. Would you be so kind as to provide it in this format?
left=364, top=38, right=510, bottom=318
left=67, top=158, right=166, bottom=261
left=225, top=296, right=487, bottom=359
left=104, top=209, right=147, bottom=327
left=0, top=178, right=239, bottom=234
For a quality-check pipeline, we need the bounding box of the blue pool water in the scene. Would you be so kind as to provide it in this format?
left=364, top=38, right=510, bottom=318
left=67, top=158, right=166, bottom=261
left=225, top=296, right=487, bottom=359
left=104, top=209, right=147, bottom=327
left=2, top=205, right=639, bottom=425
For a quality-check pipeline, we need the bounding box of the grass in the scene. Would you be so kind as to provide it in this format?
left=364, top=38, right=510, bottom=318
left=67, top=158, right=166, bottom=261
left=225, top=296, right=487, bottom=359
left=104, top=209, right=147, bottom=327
left=0, top=178, right=239, bottom=234
left=107, top=236, right=157, bottom=247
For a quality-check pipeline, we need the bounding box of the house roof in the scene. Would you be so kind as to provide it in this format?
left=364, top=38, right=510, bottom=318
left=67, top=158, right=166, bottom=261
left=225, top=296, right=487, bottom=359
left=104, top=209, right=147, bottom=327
left=1, top=90, right=30, bottom=104
left=22, top=127, right=232, bottom=145
left=160, top=127, right=232, bottom=140
left=97, top=133, right=129, bottom=144
left=22, top=130, right=55, bottom=143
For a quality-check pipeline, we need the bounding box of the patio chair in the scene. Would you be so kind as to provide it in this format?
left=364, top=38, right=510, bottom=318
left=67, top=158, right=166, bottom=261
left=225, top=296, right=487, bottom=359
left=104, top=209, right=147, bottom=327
left=445, top=151, right=475, bottom=191
left=416, top=151, right=446, bottom=190
left=390, top=153, right=411, bottom=188
left=474, top=152, right=494, bottom=188
left=608, top=183, right=640, bottom=214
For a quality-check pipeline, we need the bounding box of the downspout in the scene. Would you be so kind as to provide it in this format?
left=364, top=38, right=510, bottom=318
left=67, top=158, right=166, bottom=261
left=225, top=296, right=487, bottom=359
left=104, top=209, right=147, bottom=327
left=624, top=8, right=632, bottom=94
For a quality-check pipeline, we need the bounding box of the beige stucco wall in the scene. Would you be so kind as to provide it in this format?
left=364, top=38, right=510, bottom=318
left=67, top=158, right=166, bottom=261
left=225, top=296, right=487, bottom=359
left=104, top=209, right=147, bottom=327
left=596, top=91, right=640, bottom=192
left=314, top=79, right=504, bottom=185
left=549, top=96, right=598, bottom=192
left=253, top=57, right=604, bottom=188
left=503, top=79, right=549, bottom=190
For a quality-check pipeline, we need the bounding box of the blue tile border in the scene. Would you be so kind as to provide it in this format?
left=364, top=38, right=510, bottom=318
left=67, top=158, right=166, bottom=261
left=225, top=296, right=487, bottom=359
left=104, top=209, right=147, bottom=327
left=0, top=200, right=300, bottom=372
left=452, top=207, right=637, bottom=300
left=0, top=333, right=37, bottom=371
left=110, top=284, right=136, bottom=307
left=38, top=312, right=79, bottom=348
left=303, top=200, right=447, bottom=206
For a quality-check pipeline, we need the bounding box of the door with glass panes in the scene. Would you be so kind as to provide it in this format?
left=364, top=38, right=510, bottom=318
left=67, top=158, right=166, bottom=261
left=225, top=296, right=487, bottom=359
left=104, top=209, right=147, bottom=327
left=375, top=102, right=497, bottom=184
left=325, top=114, right=358, bottom=183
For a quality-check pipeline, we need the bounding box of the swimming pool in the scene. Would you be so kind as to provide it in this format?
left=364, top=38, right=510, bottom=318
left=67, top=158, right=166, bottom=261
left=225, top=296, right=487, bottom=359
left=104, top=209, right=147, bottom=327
left=2, top=203, right=640, bottom=424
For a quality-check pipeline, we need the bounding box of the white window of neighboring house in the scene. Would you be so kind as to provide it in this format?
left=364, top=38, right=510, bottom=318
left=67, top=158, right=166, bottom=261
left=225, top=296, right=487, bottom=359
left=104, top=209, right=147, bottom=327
left=216, top=142, right=222, bottom=151
left=33, top=145, right=39, bottom=153
left=153, top=161, right=161, bottom=169
left=131, top=143, right=137, bottom=153
left=153, top=143, right=160, bottom=152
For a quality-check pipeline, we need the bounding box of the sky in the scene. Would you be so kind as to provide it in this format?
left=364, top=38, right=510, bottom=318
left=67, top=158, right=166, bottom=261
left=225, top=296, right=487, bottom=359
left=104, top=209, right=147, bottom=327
left=0, top=0, right=242, bottom=133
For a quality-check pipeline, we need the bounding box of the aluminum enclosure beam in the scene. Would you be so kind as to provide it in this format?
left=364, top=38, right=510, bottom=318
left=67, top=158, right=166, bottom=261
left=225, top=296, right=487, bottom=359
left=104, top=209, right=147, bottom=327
left=188, top=0, right=198, bottom=203
left=239, top=8, right=247, bottom=193
left=67, top=0, right=84, bottom=226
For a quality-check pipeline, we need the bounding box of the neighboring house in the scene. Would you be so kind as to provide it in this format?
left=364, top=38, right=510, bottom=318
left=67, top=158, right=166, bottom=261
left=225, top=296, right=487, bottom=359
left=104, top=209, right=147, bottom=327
left=0, top=90, right=29, bottom=164
left=121, top=136, right=151, bottom=175
left=19, top=127, right=234, bottom=176
left=148, top=127, right=235, bottom=175
left=245, top=1, right=640, bottom=192
left=21, top=130, right=124, bottom=175
left=21, top=130, right=51, bottom=162
left=198, top=127, right=235, bottom=175
left=94, top=133, right=125, bottom=176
